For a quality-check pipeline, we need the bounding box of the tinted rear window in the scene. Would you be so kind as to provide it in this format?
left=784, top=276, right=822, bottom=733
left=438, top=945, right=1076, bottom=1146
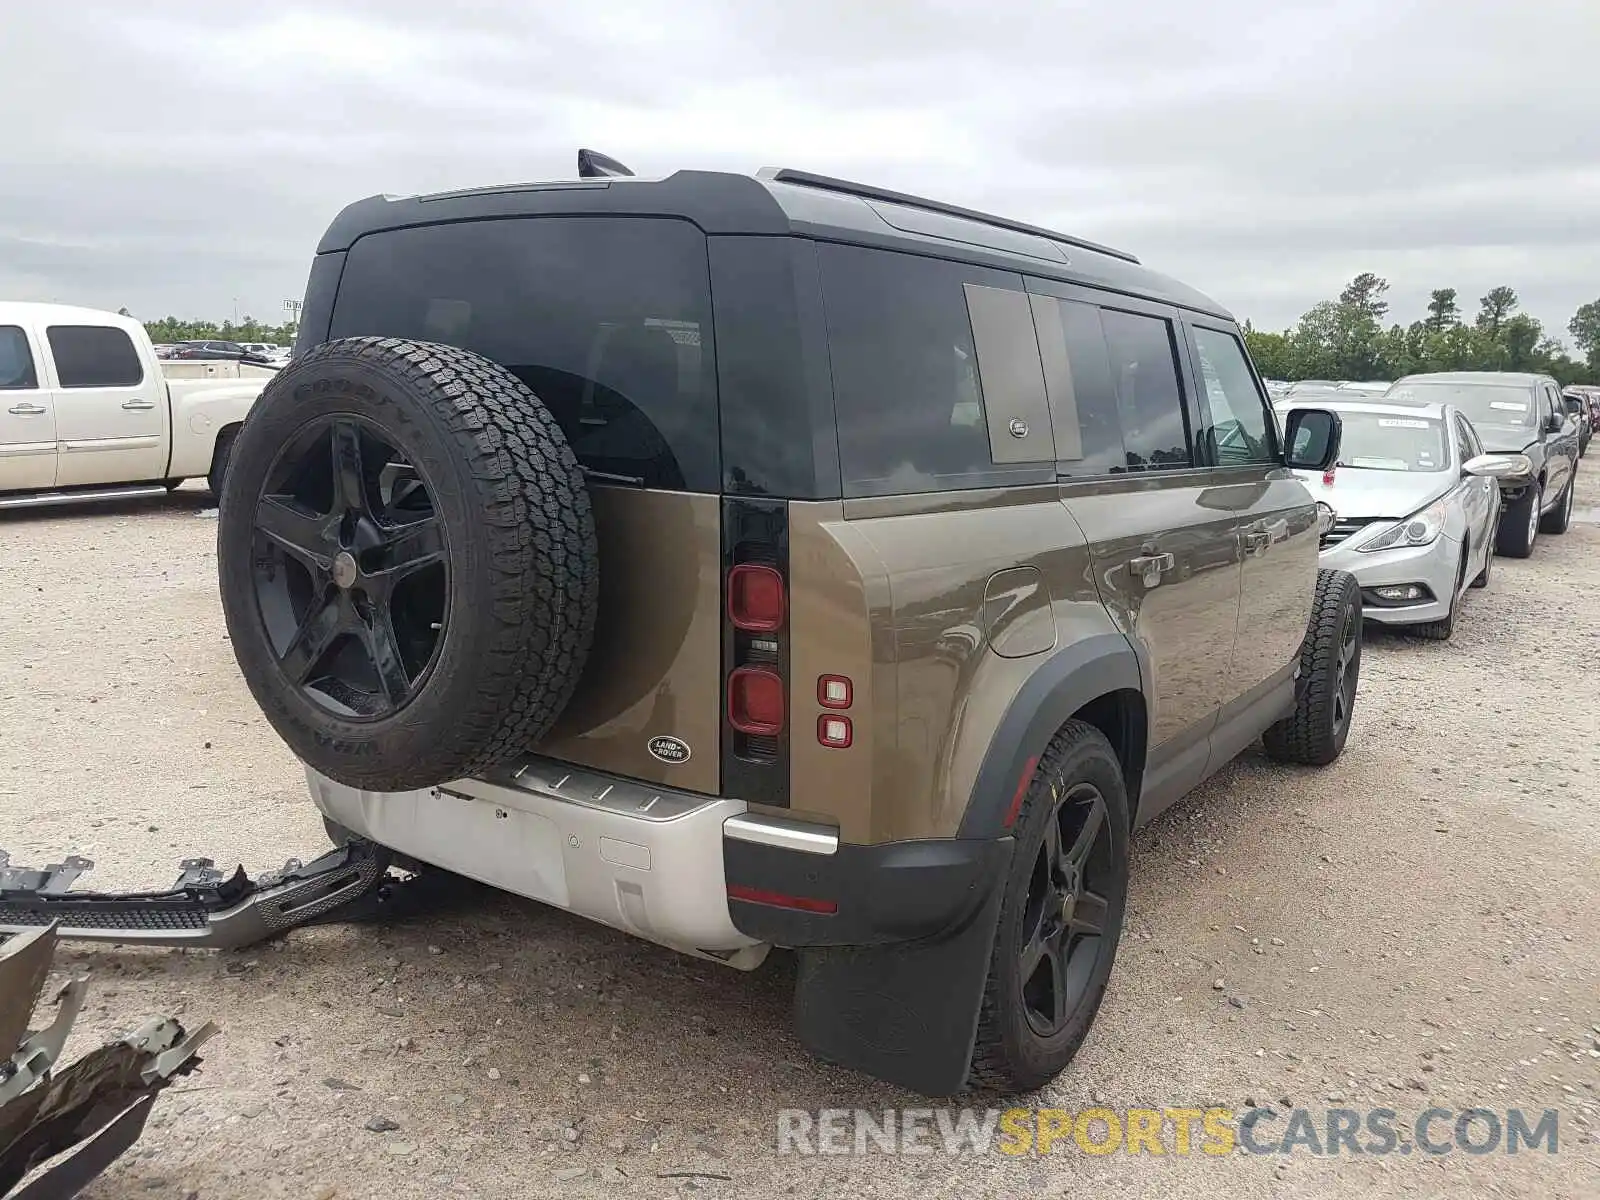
left=329, top=217, right=718, bottom=492
left=47, top=325, right=144, bottom=388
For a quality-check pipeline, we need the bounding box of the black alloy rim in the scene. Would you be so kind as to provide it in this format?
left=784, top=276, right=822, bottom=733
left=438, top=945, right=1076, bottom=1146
left=1018, top=783, right=1114, bottom=1038
left=1333, top=600, right=1359, bottom=733
left=251, top=416, right=448, bottom=720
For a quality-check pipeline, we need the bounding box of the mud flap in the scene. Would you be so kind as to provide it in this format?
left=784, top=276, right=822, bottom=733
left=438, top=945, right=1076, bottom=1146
left=791, top=875, right=1005, bottom=1097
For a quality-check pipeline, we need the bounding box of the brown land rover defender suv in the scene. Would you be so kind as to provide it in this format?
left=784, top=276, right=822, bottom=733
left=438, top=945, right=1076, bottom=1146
left=217, top=159, right=1359, bottom=1096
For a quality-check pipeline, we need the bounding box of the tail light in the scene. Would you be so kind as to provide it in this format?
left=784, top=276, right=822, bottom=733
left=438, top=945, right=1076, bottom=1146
left=728, top=667, right=785, bottom=736
left=722, top=500, right=790, bottom=807
left=727, top=564, right=786, bottom=631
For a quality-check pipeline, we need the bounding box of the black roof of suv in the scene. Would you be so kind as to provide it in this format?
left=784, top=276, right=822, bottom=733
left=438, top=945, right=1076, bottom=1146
left=314, top=167, right=1230, bottom=321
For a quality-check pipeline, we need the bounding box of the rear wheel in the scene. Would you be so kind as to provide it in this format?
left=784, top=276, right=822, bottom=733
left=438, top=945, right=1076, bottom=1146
left=217, top=337, right=599, bottom=791
left=968, top=721, right=1130, bottom=1094
left=208, top=428, right=238, bottom=499
left=1263, top=568, right=1361, bottom=765
left=1495, top=483, right=1540, bottom=558
left=1540, top=468, right=1575, bottom=535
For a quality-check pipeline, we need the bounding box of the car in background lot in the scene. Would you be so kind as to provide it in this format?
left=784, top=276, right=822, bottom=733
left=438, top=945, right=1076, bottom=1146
left=0, top=303, right=262, bottom=508
left=1275, top=396, right=1518, bottom=639
left=172, top=339, right=248, bottom=359
left=1561, top=388, right=1592, bottom=457
left=1337, top=380, right=1391, bottom=395
left=1569, top=385, right=1600, bottom=430
left=1385, top=372, right=1580, bottom=557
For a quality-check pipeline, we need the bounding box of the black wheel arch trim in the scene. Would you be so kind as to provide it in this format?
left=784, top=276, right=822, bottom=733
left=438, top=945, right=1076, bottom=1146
left=957, top=632, right=1144, bottom=840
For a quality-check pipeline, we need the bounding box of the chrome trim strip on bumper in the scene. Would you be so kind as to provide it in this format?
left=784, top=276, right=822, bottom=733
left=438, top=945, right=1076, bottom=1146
left=723, top=813, right=839, bottom=856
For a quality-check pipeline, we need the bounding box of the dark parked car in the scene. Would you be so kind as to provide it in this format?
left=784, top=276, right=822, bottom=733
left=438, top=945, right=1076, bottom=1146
left=172, top=339, right=248, bottom=359
left=1386, top=372, right=1580, bottom=557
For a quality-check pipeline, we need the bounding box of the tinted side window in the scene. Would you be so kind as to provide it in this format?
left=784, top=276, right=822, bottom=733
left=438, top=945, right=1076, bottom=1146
left=1455, top=414, right=1482, bottom=460
left=1098, top=308, right=1192, bottom=470
left=1032, top=298, right=1133, bottom=476
left=1189, top=325, right=1275, bottom=465
left=818, top=244, right=1049, bottom=496
left=330, top=217, right=718, bottom=492
left=47, top=326, right=144, bottom=388
left=0, top=326, right=38, bottom=390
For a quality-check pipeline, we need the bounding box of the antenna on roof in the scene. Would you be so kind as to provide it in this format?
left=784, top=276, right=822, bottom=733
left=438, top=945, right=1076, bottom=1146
left=577, top=149, right=635, bottom=179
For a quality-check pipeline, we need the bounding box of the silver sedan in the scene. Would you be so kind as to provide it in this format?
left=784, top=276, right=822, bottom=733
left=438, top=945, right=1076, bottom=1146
left=1275, top=398, right=1530, bottom=640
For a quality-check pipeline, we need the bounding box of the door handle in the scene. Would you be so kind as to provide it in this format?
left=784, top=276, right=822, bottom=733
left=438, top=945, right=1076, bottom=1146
left=7, top=402, right=47, bottom=416
left=1244, top=529, right=1272, bottom=556
left=121, top=399, right=157, bottom=411
left=1128, top=551, right=1176, bottom=588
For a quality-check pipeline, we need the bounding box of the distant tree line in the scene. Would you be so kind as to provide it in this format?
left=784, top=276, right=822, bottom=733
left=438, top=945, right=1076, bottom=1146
left=1242, top=276, right=1600, bottom=387
left=120, top=309, right=299, bottom=346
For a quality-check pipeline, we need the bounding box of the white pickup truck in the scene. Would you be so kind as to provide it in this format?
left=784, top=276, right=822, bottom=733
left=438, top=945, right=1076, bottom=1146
left=0, top=302, right=266, bottom=510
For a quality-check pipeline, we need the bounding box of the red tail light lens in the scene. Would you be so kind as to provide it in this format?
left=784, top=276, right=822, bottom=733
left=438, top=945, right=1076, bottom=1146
left=727, top=564, right=786, bottom=632
left=728, top=666, right=785, bottom=735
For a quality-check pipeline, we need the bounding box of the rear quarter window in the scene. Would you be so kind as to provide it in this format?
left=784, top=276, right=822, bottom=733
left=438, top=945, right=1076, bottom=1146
left=817, top=244, right=1052, bottom=496
left=328, top=216, right=719, bottom=492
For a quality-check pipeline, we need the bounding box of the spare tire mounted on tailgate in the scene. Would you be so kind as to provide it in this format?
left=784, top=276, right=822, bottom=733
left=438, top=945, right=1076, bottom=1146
left=217, top=337, right=599, bottom=791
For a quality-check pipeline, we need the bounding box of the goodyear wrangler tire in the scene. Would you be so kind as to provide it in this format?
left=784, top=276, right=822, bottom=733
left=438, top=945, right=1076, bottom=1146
left=217, top=337, right=599, bottom=791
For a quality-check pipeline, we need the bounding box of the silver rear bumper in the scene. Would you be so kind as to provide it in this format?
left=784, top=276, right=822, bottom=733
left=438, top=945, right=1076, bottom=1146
left=305, top=758, right=827, bottom=970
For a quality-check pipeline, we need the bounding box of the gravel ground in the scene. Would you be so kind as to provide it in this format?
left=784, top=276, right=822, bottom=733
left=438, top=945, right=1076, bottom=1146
left=3, top=475, right=1597, bottom=1200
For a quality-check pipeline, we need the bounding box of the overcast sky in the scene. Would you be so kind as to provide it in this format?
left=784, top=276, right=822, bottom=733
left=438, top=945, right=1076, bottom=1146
left=4, top=1, right=1597, bottom=337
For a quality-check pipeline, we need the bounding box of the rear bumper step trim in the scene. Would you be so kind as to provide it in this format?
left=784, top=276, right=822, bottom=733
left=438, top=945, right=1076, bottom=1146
left=0, top=841, right=400, bottom=949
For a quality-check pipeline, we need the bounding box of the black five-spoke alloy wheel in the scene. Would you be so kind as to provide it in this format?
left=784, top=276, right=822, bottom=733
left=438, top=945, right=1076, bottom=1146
left=252, top=416, right=448, bottom=719
left=1018, top=783, right=1114, bottom=1038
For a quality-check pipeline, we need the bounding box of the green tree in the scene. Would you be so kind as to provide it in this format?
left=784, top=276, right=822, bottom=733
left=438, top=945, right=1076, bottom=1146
left=1423, top=288, right=1459, bottom=332
left=1475, top=287, right=1519, bottom=336
left=1339, top=272, right=1390, bottom=322
left=1568, top=299, right=1600, bottom=372
left=1498, top=314, right=1543, bottom=371
left=1241, top=322, right=1295, bottom=379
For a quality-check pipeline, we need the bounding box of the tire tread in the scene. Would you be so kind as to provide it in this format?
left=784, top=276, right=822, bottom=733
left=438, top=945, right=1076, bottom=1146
left=219, top=336, right=598, bottom=789
left=1262, top=568, right=1360, bottom=766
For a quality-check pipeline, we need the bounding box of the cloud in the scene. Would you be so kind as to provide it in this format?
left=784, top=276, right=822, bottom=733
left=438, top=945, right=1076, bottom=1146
left=2, top=0, right=1596, bottom=337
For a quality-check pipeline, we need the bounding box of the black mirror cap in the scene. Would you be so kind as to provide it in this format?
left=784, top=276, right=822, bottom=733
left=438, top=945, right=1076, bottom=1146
left=1283, top=408, right=1342, bottom=471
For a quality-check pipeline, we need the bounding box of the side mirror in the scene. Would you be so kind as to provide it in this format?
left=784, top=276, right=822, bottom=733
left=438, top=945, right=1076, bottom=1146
left=1463, top=452, right=1533, bottom=481
left=1283, top=408, right=1341, bottom=471
left=1545, top=412, right=1564, bottom=433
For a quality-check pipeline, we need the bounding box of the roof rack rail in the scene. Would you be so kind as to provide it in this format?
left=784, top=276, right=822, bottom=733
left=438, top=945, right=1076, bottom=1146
left=764, top=168, right=1140, bottom=265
